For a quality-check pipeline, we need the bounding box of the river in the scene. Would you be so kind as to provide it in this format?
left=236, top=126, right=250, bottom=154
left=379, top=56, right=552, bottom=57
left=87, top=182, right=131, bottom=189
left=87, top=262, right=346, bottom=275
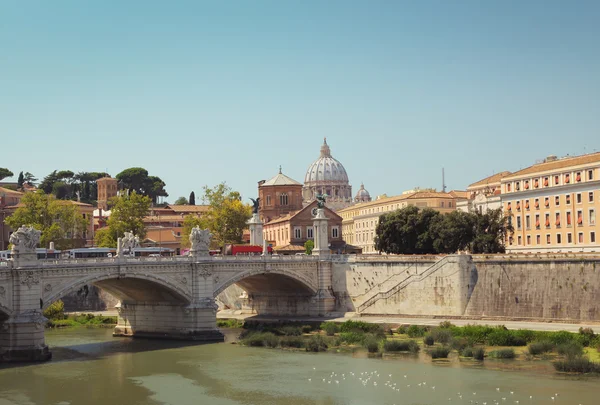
left=0, top=328, right=597, bottom=405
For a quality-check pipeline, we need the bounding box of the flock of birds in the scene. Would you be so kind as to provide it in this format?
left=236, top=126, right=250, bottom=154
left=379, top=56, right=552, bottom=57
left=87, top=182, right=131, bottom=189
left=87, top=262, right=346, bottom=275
left=306, top=368, right=581, bottom=405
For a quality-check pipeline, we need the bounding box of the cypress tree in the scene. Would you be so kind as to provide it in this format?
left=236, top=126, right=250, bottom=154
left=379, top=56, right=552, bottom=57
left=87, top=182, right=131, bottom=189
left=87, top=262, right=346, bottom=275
left=189, top=191, right=196, bottom=205
left=17, top=171, right=24, bottom=187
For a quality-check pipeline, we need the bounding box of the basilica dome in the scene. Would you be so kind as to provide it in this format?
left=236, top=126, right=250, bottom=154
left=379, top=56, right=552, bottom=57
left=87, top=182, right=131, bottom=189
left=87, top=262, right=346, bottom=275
left=302, top=138, right=353, bottom=211
left=354, top=183, right=371, bottom=202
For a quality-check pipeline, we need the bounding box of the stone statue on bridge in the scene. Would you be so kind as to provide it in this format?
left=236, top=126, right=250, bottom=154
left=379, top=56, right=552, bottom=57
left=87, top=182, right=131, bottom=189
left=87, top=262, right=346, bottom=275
left=117, top=231, right=140, bottom=257
left=9, top=225, right=41, bottom=254
left=190, top=226, right=212, bottom=256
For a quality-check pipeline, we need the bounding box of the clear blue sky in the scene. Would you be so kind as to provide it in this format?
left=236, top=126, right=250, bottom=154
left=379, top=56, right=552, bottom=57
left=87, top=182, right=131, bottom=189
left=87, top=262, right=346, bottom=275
left=2, top=1, right=599, bottom=202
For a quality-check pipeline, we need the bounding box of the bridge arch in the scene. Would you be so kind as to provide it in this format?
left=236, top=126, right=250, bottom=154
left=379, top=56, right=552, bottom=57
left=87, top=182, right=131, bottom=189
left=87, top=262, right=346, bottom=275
left=213, top=268, right=318, bottom=298
left=43, top=273, right=192, bottom=310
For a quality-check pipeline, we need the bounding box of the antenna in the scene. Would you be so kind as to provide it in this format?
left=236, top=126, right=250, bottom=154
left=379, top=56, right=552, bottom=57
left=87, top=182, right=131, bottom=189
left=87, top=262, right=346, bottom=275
left=442, top=168, right=447, bottom=193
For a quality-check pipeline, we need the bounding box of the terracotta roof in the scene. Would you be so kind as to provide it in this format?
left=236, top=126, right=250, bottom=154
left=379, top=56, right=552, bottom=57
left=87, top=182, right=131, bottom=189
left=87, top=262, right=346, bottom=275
left=504, top=152, right=600, bottom=180
left=143, top=215, right=185, bottom=222
left=0, top=186, right=24, bottom=196
left=274, top=244, right=306, bottom=252
left=468, top=171, right=512, bottom=189
left=448, top=190, right=470, bottom=199
left=404, top=191, right=456, bottom=200
left=261, top=171, right=302, bottom=186
left=265, top=212, right=297, bottom=225
left=165, top=205, right=210, bottom=213
left=10, top=199, right=93, bottom=209
left=264, top=200, right=342, bottom=226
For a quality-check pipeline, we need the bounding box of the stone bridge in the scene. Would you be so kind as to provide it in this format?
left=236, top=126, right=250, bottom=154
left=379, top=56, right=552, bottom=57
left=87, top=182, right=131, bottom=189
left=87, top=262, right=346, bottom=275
left=0, top=254, right=335, bottom=362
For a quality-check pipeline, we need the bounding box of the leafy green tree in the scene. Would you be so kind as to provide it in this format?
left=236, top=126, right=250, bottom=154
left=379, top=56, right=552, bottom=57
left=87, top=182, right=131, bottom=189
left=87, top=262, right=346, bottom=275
left=23, top=172, right=37, bottom=185
left=0, top=168, right=13, bottom=181
left=375, top=206, right=441, bottom=254
left=4, top=191, right=89, bottom=250
left=189, top=191, right=196, bottom=206
left=200, top=183, right=251, bottom=248
left=431, top=210, right=476, bottom=253
left=17, top=171, right=24, bottom=187
left=181, top=214, right=206, bottom=248
left=115, top=167, right=168, bottom=204
left=470, top=208, right=512, bottom=254
left=94, top=192, right=152, bottom=247
left=174, top=196, right=188, bottom=205
left=304, top=239, right=314, bottom=255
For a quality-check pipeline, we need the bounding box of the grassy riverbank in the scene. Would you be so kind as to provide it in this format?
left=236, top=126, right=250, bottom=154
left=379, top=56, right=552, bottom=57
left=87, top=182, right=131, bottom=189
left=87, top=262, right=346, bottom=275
left=44, top=300, right=117, bottom=328
left=222, top=319, right=600, bottom=375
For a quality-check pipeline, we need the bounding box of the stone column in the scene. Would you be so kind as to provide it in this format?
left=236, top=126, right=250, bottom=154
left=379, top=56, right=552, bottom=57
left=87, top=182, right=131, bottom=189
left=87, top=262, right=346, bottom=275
left=247, top=213, right=264, bottom=246
left=312, top=208, right=330, bottom=258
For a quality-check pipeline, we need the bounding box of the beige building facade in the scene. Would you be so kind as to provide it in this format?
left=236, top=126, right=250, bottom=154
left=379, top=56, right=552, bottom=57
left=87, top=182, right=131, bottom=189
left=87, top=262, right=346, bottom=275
left=502, top=153, right=600, bottom=253
left=338, top=191, right=460, bottom=254
left=457, top=171, right=511, bottom=214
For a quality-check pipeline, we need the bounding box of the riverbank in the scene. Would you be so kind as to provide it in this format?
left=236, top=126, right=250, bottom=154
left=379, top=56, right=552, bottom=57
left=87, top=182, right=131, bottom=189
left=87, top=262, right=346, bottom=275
left=229, top=319, right=600, bottom=375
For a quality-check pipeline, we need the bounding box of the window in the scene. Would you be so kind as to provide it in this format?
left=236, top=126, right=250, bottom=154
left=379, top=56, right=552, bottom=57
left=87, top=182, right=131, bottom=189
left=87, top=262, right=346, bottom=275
left=590, top=209, right=596, bottom=225
left=534, top=199, right=539, bottom=209
left=589, top=192, right=594, bottom=203
left=507, top=202, right=512, bottom=211
left=546, top=234, right=551, bottom=244
left=525, top=215, right=531, bottom=230
left=555, top=196, right=560, bottom=206
left=518, top=235, right=522, bottom=245
left=441, top=201, right=445, bottom=207
left=589, top=170, right=594, bottom=180
left=577, top=210, right=583, bottom=225
left=515, top=182, right=520, bottom=191
left=544, top=177, right=549, bottom=187
left=307, top=227, right=313, bottom=238
left=565, top=173, right=571, bottom=184
left=279, top=193, right=288, bottom=205
left=266, top=195, right=271, bottom=205
left=578, top=233, right=584, bottom=243
left=555, top=213, right=561, bottom=227
left=332, top=227, right=339, bottom=238
left=567, top=211, right=572, bottom=226
left=566, top=194, right=571, bottom=205
left=544, top=197, right=550, bottom=208
left=525, top=200, right=530, bottom=210
left=576, top=172, right=582, bottom=182
left=525, top=180, right=530, bottom=190
left=516, top=201, right=521, bottom=211
left=557, top=234, right=562, bottom=244
left=294, top=227, right=301, bottom=239
left=545, top=213, right=550, bottom=228
left=527, top=235, right=531, bottom=245
left=554, top=175, right=560, bottom=185
left=449, top=202, right=452, bottom=208
left=534, top=179, right=539, bottom=188
left=567, top=233, right=572, bottom=243
left=536, top=235, right=541, bottom=244
left=592, top=232, right=596, bottom=243
left=507, top=183, right=512, bottom=192
left=535, top=214, right=540, bottom=229
left=576, top=193, right=582, bottom=204
left=517, top=216, right=522, bottom=230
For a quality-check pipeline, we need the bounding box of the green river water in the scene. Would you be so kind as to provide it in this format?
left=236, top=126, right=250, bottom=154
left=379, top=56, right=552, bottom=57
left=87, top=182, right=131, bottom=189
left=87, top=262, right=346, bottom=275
left=0, top=328, right=597, bottom=405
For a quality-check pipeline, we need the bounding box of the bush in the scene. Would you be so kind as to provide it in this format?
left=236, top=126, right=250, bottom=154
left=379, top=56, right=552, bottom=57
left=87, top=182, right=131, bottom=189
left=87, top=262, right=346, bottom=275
left=486, top=327, right=526, bottom=347
left=547, top=331, right=576, bottom=346
left=428, top=346, right=451, bottom=359
left=407, top=325, right=428, bottom=338
left=431, top=328, right=453, bottom=344
left=460, top=346, right=475, bottom=357
left=557, top=341, right=584, bottom=358
left=301, top=325, right=313, bottom=334
left=384, top=340, right=420, bottom=353
left=553, top=356, right=600, bottom=373
left=339, top=320, right=383, bottom=334
left=306, top=335, right=328, bottom=352
left=576, top=327, right=595, bottom=347
left=46, top=319, right=78, bottom=328
left=450, top=337, right=469, bottom=351
left=439, top=321, right=454, bottom=329
left=363, top=335, right=381, bottom=353
left=528, top=341, right=555, bottom=355
left=397, top=325, right=408, bottom=335
left=321, top=322, right=339, bottom=336
left=241, top=332, right=279, bottom=347
left=423, top=334, right=435, bottom=346
left=217, top=319, right=244, bottom=328
left=473, top=347, right=485, bottom=360
left=264, top=333, right=280, bottom=348
left=450, top=324, right=494, bottom=344
left=488, top=348, right=516, bottom=359
left=279, top=326, right=302, bottom=336
left=280, top=337, right=305, bottom=348
left=339, top=331, right=366, bottom=345
left=43, top=300, right=65, bottom=321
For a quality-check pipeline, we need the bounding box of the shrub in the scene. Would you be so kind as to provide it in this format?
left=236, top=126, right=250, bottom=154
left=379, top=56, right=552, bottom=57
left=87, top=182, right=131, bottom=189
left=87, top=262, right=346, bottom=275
left=407, top=325, right=428, bottom=338
left=46, top=319, right=78, bottom=328
left=363, top=335, right=381, bottom=353
left=451, top=324, right=494, bottom=344
left=321, top=322, right=339, bottom=336
left=439, top=321, right=455, bottom=329
left=301, top=325, right=313, bottom=334
left=528, top=340, right=555, bottom=355
left=547, top=331, right=576, bottom=346
left=43, top=300, right=65, bottom=321
left=217, top=319, right=244, bottom=328
left=339, top=331, right=366, bottom=345
left=383, top=340, right=420, bottom=353
left=241, top=332, right=279, bottom=347
left=473, top=347, right=485, bottom=360
left=431, top=328, right=453, bottom=344
left=428, top=346, right=451, bottom=359
left=306, top=335, right=328, bottom=352
left=423, top=334, right=435, bottom=346
left=397, top=325, right=408, bottom=335
left=280, top=337, right=305, bottom=348
left=489, top=348, right=516, bottom=359
left=339, top=320, right=383, bottom=334
left=279, top=326, right=302, bottom=336
left=576, top=327, right=595, bottom=347
left=486, top=327, right=526, bottom=347
left=553, top=356, right=600, bottom=373
left=513, top=329, right=537, bottom=343
left=264, top=333, right=280, bottom=348
left=460, top=346, right=475, bottom=357
left=450, top=337, right=469, bottom=351
left=557, top=341, right=584, bottom=358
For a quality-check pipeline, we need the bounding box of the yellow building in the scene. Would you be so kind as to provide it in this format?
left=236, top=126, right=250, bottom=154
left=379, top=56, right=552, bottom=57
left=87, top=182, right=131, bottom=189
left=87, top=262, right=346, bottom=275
left=338, top=191, right=460, bottom=254
left=502, top=153, right=600, bottom=253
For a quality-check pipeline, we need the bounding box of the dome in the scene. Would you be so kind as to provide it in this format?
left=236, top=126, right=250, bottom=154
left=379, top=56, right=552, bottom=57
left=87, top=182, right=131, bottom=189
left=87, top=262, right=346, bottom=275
left=355, top=183, right=371, bottom=202
left=304, top=138, right=349, bottom=185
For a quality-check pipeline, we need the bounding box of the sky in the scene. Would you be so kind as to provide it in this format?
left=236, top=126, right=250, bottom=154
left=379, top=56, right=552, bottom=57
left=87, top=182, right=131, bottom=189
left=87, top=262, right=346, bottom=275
left=2, top=1, right=599, bottom=203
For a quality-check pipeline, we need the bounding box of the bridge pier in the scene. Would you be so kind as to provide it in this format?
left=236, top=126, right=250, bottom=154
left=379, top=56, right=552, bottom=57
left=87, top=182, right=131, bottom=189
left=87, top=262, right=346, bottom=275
left=0, top=311, right=52, bottom=362
left=113, top=299, right=224, bottom=342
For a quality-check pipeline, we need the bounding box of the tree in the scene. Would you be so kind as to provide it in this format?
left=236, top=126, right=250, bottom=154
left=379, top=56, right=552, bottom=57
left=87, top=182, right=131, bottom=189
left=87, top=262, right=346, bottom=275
left=17, top=172, right=24, bottom=187
left=431, top=210, right=476, bottom=253
left=199, top=183, right=252, bottom=248
left=189, top=191, right=196, bottom=206
left=470, top=208, right=513, bottom=254
left=174, top=196, right=188, bottom=205
left=375, top=206, right=442, bottom=254
left=4, top=191, right=88, bottom=250
left=304, top=239, right=314, bottom=255
left=0, top=168, right=13, bottom=181
left=115, top=167, right=168, bottom=204
left=23, top=172, right=37, bottom=185
left=94, top=192, right=152, bottom=247
left=181, top=214, right=206, bottom=248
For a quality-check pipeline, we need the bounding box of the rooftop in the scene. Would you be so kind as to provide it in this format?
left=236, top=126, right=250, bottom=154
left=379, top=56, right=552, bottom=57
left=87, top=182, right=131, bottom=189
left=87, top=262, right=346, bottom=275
left=262, top=168, right=302, bottom=187
left=504, top=152, right=600, bottom=180
left=468, top=171, right=512, bottom=189
left=164, top=205, right=210, bottom=214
